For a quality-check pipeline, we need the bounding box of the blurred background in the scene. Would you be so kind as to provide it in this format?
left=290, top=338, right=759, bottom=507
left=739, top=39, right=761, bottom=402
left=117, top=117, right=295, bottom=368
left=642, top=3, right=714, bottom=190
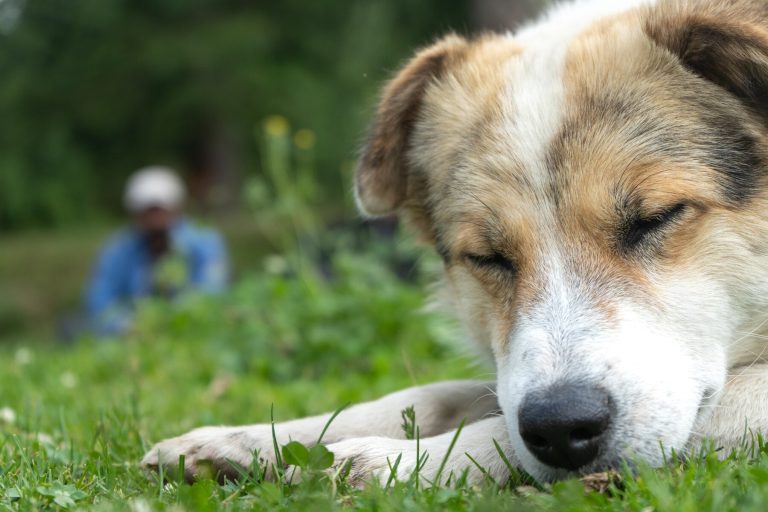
left=0, top=0, right=548, bottom=343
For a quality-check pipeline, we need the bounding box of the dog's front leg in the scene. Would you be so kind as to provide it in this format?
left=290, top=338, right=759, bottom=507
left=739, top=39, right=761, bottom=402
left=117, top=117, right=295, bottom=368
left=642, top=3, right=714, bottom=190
left=327, top=415, right=513, bottom=486
left=689, top=364, right=768, bottom=454
left=141, top=380, right=498, bottom=481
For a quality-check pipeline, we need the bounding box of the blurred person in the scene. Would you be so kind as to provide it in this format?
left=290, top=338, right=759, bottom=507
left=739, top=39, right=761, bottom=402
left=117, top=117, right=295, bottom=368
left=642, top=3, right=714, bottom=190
left=84, top=166, right=229, bottom=336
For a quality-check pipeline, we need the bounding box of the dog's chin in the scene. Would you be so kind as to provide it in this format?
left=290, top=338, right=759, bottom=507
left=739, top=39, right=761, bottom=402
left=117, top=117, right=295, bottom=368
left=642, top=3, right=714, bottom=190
left=520, top=460, right=572, bottom=483
left=515, top=445, right=626, bottom=483
left=514, top=425, right=699, bottom=482
left=519, top=448, right=657, bottom=483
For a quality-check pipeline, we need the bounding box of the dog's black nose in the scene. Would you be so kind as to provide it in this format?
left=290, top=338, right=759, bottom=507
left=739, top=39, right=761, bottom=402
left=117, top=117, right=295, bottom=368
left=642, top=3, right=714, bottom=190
left=518, top=384, right=613, bottom=471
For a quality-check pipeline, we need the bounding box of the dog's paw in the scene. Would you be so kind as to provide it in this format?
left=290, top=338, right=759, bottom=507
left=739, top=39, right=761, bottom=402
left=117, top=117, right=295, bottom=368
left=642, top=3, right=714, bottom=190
left=141, top=426, right=276, bottom=482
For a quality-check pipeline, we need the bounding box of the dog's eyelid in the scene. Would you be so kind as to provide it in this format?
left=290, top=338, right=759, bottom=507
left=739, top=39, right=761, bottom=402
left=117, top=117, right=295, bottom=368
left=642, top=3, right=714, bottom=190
left=464, top=252, right=517, bottom=273
left=647, top=202, right=688, bottom=221
left=622, top=202, right=689, bottom=249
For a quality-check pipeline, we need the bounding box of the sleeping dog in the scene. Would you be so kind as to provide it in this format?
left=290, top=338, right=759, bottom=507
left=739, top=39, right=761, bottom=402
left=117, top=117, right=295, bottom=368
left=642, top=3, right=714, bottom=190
left=143, top=0, right=768, bottom=483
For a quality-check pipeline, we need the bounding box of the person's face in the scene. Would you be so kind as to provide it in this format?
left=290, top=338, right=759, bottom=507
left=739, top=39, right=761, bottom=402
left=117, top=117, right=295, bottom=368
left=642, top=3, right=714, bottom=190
left=134, top=206, right=177, bottom=233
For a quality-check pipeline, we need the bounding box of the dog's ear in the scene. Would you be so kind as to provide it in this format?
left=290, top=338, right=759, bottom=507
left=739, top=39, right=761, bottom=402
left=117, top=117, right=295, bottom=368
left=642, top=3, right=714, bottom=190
left=646, top=3, right=768, bottom=119
left=355, top=35, right=467, bottom=217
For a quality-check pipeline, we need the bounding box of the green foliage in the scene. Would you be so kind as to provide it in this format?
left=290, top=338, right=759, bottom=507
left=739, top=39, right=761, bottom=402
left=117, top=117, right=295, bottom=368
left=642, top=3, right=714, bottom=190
left=245, top=115, right=326, bottom=252
left=401, top=405, right=417, bottom=441
left=0, top=0, right=469, bottom=229
left=35, top=483, right=88, bottom=509
left=281, top=441, right=334, bottom=472
left=0, top=231, right=470, bottom=509
left=130, top=242, right=450, bottom=384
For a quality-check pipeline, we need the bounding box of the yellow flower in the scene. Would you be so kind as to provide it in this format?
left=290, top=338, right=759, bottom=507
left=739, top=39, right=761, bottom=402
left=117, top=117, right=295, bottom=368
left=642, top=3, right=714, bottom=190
left=264, top=115, right=289, bottom=137
left=294, top=129, right=316, bottom=150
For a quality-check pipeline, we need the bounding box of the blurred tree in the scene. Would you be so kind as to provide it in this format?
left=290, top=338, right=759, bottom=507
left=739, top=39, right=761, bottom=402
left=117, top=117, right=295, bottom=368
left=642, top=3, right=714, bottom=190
left=0, top=0, right=468, bottom=229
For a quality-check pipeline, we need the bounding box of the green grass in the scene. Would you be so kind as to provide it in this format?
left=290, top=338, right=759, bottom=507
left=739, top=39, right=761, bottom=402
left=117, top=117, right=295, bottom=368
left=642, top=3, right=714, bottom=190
left=5, top=245, right=768, bottom=511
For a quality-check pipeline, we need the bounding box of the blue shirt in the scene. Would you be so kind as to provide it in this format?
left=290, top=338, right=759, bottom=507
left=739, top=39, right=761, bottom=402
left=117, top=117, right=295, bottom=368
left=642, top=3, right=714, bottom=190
left=84, top=219, right=229, bottom=335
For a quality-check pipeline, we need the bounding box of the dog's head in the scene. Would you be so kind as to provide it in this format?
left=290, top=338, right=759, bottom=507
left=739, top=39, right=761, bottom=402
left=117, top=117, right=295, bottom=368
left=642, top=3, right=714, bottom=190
left=355, top=0, right=768, bottom=481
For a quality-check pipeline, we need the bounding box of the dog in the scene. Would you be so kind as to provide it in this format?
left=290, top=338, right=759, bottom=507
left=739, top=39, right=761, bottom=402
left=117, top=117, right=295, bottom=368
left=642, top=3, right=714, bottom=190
left=143, top=0, right=768, bottom=484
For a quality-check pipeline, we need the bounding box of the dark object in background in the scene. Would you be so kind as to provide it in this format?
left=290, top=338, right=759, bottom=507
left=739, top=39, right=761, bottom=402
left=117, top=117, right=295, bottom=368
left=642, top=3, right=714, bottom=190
left=301, top=217, right=419, bottom=283
left=471, top=0, right=545, bottom=31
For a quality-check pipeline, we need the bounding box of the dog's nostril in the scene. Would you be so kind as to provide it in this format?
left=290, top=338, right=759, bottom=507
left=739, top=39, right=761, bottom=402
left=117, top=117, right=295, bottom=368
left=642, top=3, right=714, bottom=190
left=569, top=427, right=596, bottom=443
left=518, top=383, right=615, bottom=471
left=524, top=433, right=549, bottom=449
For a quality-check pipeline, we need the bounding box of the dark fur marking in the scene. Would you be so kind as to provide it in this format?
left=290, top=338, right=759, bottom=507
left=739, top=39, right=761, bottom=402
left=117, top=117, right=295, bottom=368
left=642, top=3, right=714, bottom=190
left=645, top=8, right=768, bottom=204
left=691, top=93, right=767, bottom=204
left=546, top=84, right=766, bottom=212
left=677, top=23, right=768, bottom=121
left=545, top=93, right=657, bottom=207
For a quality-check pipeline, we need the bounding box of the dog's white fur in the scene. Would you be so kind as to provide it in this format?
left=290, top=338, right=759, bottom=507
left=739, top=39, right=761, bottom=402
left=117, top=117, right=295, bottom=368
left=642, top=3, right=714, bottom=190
left=144, top=0, right=768, bottom=485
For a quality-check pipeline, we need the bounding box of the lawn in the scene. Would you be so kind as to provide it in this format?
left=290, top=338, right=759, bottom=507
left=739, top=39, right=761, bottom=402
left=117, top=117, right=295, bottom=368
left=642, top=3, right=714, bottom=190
left=4, top=240, right=768, bottom=511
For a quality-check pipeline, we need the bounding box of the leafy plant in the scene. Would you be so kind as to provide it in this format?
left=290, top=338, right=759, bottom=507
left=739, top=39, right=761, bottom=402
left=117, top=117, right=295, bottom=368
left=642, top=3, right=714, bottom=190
left=401, top=405, right=417, bottom=441
left=281, top=442, right=334, bottom=473
left=36, top=483, right=87, bottom=509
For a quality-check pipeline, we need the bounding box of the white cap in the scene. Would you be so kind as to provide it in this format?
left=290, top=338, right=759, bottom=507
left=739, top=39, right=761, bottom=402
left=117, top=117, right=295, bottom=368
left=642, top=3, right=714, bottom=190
left=124, top=166, right=185, bottom=213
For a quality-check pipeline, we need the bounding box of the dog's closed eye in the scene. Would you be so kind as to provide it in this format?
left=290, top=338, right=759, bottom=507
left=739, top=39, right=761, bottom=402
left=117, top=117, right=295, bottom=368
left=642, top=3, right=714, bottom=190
left=622, top=203, right=688, bottom=250
left=465, top=252, right=517, bottom=274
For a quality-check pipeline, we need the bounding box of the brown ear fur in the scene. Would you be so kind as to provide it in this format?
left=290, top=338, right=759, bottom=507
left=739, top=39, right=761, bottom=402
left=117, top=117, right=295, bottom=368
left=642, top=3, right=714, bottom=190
left=355, top=35, right=468, bottom=217
left=646, top=1, right=768, bottom=120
